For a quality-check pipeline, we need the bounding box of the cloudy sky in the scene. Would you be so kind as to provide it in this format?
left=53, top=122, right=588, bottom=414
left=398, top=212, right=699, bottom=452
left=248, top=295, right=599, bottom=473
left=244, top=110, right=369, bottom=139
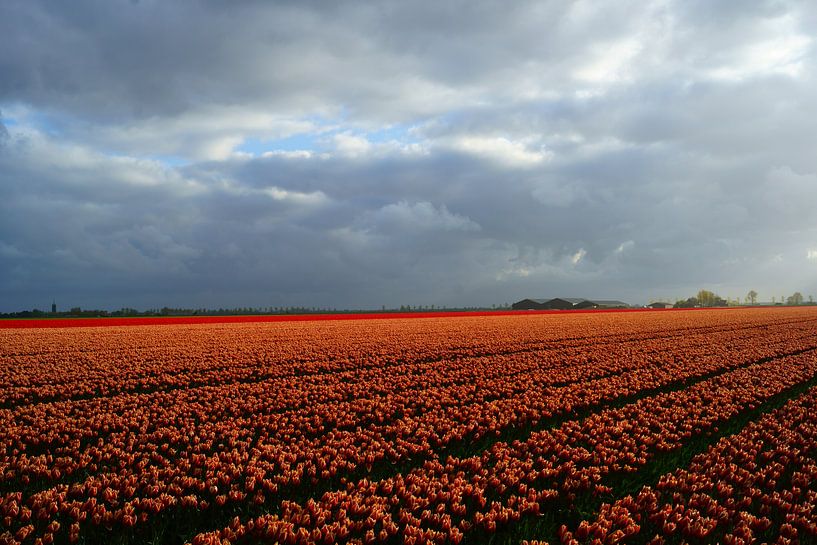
left=2, top=0, right=817, bottom=311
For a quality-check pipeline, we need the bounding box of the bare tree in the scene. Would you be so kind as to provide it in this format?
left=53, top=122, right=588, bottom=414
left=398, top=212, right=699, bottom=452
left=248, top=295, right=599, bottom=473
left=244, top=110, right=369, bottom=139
left=747, top=290, right=758, bottom=305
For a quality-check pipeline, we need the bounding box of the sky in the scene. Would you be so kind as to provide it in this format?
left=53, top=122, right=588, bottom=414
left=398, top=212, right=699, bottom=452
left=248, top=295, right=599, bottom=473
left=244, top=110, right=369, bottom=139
left=1, top=0, right=817, bottom=311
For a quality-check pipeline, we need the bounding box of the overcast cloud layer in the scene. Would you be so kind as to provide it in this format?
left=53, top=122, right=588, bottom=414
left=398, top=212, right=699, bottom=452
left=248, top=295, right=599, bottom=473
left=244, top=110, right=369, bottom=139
left=2, top=0, right=817, bottom=311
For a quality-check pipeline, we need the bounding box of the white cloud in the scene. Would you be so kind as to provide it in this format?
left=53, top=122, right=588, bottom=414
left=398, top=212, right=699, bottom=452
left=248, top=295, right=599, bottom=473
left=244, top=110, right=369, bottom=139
left=261, top=150, right=315, bottom=159
left=808, top=250, right=817, bottom=261
left=615, top=240, right=635, bottom=254
left=443, top=135, right=552, bottom=166
left=332, top=132, right=372, bottom=157
left=262, top=186, right=328, bottom=206
left=571, top=248, right=587, bottom=265
left=72, top=106, right=323, bottom=161
left=495, top=265, right=532, bottom=280
left=365, top=201, right=481, bottom=233
left=3, top=125, right=204, bottom=195
left=706, top=27, right=811, bottom=81
left=574, top=37, right=642, bottom=84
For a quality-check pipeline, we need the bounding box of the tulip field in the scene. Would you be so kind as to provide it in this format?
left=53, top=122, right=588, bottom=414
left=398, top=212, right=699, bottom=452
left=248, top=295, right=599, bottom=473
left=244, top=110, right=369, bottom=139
left=2, top=308, right=817, bottom=545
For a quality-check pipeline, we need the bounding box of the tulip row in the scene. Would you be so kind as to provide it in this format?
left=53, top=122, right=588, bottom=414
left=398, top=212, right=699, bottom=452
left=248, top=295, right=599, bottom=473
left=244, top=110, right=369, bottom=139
left=190, top=347, right=817, bottom=545
left=556, top=385, right=817, bottom=545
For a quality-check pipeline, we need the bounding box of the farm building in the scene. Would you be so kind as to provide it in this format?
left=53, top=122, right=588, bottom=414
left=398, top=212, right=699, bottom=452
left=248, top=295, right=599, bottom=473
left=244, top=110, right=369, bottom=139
left=512, top=298, right=629, bottom=310
left=542, top=297, right=587, bottom=309
left=647, top=302, right=673, bottom=309
left=574, top=299, right=629, bottom=309
left=512, top=298, right=583, bottom=310
left=511, top=299, right=550, bottom=310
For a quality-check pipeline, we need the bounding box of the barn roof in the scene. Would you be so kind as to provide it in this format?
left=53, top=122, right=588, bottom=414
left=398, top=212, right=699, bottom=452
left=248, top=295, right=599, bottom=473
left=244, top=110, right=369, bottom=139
left=586, top=299, right=628, bottom=306
left=513, top=297, right=630, bottom=308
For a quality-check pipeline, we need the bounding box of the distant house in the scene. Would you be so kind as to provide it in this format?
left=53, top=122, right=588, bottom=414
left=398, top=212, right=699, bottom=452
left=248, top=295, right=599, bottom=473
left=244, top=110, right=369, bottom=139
left=512, top=298, right=629, bottom=310
left=647, top=302, right=673, bottom=309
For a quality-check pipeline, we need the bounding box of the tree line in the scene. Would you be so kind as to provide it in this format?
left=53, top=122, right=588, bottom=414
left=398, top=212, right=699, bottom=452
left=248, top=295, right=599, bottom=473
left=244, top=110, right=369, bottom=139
left=674, top=290, right=814, bottom=308
left=0, top=304, right=514, bottom=319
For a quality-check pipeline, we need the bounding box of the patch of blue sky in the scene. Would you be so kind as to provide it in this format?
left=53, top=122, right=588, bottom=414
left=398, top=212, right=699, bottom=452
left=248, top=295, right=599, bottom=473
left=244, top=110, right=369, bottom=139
left=364, top=123, right=421, bottom=145
left=237, top=118, right=423, bottom=157
left=238, top=132, right=321, bottom=156
left=0, top=106, right=60, bottom=135
left=94, top=148, right=191, bottom=168
left=148, top=155, right=190, bottom=168
left=14, top=110, right=63, bottom=136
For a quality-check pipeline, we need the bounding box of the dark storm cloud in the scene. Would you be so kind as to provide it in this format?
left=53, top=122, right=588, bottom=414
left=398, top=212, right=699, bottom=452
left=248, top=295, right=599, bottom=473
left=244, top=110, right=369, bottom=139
left=1, top=0, right=817, bottom=310
left=0, top=0, right=690, bottom=125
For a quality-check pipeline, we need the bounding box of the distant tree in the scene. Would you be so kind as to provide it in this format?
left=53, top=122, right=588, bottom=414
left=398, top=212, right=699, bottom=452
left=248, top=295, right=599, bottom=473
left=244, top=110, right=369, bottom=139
left=787, top=292, right=804, bottom=305
left=811, top=295, right=814, bottom=304
left=747, top=290, right=758, bottom=305
left=697, top=290, right=718, bottom=307
left=674, top=297, right=699, bottom=308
